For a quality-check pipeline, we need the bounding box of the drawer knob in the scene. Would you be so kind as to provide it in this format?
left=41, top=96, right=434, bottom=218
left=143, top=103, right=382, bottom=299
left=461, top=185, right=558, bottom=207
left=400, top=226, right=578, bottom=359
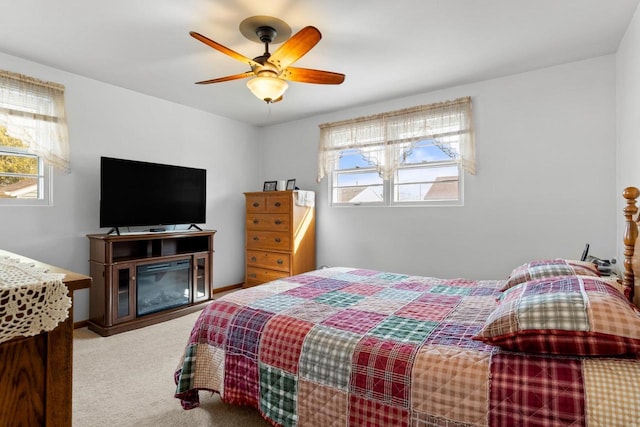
left=275, top=238, right=281, bottom=243
left=277, top=259, right=283, bottom=265
left=251, top=256, right=257, bottom=262
left=274, top=202, right=281, bottom=207
left=253, top=236, right=259, bottom=241
left=253, top=202, right=260, bottom=207
left=253, top=219, right=259, bottom=224
left=275, top=219, right=282, bottom=225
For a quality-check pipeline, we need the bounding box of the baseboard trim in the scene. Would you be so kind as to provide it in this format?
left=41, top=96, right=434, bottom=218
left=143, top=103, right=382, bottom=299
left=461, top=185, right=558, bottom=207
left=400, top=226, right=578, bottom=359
left=213, top=283, right=243, bottom=294
left=74, top=320, right=89, bottom=330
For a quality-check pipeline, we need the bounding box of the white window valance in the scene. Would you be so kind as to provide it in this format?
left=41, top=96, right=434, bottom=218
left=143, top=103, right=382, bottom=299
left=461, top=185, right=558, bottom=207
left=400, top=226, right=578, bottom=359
left=0, top=70, right=70, bottom=173
left=317, top=96, right=475, bottom=182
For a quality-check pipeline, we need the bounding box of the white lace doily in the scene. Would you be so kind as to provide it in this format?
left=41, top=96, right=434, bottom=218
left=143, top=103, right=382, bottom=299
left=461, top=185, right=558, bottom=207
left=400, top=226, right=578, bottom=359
left=0, top=255, right=71, bottom=344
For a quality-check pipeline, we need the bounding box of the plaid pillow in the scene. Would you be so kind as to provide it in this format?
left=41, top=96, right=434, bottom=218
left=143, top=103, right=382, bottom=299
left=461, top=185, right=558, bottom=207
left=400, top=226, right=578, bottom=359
left=502, top=259, right=599, bottom=291
left=474, top=276, right=640, bottom=356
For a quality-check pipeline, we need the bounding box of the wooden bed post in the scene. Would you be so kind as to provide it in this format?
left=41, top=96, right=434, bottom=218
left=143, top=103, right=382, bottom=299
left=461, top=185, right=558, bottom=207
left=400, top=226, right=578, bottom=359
left=623, top=186, right=640, bottom=303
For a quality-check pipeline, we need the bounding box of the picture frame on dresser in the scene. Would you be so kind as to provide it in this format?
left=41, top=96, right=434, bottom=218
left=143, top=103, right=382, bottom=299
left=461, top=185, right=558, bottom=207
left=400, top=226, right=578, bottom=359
left=286, top=179, right=296, bottom=190
left=263, top=181, right=277, bottom=191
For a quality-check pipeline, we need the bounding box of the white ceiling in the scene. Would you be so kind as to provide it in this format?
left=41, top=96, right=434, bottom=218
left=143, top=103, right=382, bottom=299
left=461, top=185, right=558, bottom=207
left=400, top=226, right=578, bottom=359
left=1, top=0, right=638, bottom=127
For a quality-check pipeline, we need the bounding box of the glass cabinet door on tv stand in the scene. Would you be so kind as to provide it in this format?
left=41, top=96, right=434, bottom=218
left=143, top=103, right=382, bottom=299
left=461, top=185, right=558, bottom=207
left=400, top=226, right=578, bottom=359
left=193, top=253, right=210, bottom=303
left=87, top=229, right=215, bottom=336
left=113, top=263, right=136, bottom=323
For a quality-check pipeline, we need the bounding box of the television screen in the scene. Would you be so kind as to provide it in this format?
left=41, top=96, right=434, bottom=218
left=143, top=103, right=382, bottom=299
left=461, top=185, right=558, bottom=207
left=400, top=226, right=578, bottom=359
left=99, top=157, right=206, bottom=229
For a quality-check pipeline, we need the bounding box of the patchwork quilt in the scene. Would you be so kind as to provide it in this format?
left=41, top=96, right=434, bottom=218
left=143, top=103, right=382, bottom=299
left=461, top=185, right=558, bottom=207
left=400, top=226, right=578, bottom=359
left=174, top=267, right=640, bottom=426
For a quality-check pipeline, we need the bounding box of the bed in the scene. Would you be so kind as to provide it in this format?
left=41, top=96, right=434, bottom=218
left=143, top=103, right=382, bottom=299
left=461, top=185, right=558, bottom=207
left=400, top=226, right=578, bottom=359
left=174, top=187, right=640, bottom=426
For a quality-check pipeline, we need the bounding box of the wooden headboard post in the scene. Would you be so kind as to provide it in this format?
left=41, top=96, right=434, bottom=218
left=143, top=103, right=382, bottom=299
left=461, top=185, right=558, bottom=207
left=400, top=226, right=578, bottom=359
left=623, top=186, right=640, bottom=304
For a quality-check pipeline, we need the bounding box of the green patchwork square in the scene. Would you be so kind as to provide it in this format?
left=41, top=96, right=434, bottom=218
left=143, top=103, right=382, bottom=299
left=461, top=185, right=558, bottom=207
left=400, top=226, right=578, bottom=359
left=375, top=288, right=422, bottom=301
left=518, top=292, right=588, bottom=331
left=313, top=290, right=365, bottom=308
left=529, top=265, right=574, bottom=279
left=376, top=273, right=410, bottom=281
left=299, top=325, right=361, bottom=390
left=175, top=344, right=196, bottom=394
left=259, top=364, right=297, bottom=427
left=428, top=285, right=473, bottom=296
left=368, top=316, right=438, bottom=343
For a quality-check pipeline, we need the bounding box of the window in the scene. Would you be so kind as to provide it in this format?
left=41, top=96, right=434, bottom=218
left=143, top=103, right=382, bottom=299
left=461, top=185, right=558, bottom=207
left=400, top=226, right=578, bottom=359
left=0, top=70, right=70, bottom=205
left=0, top=127, right=49, bottom=202
left=394, top=138, right=461, bottom=204
left=332, top=149, right=384, bottom=204
left=320, top=97, right=474, bottom=206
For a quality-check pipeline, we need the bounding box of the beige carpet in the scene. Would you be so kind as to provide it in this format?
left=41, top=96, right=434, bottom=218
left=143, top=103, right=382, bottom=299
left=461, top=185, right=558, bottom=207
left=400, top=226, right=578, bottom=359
left=72, top=309, right=270, bottom=427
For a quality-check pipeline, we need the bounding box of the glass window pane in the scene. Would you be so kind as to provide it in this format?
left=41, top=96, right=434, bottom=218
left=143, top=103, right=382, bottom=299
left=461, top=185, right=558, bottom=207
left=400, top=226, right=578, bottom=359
left=337, top=149, right=372, bottom=170
left=402, top=138, right=460, bottom=165
left=333, top=169, right=383, bottom=204
left=0, top=176, right=38, bottom=199
left=396, top=165, right=458, bottom=184
left=336, top=170, right=382, bottom=187
left=422, top=182, right=458, bottom=201
left=335, top=185, right=383, bottom=203
left=0, top=153, right=40, bottom=199
left=0, top=154, right=38, bottom=174
left=395, top=182, right=459, bottom=202
left=394, top=165, right=459, bottom=202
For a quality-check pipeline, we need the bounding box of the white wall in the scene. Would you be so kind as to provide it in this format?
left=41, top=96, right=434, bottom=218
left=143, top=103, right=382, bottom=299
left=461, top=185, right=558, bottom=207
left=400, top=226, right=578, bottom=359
left=0, top=52, right=260, bottom=322
left=0, top=47, right=623, bottom=322
left=617, top=3, right=640, bottom=262
left=261, top=56, right=618, bottom=280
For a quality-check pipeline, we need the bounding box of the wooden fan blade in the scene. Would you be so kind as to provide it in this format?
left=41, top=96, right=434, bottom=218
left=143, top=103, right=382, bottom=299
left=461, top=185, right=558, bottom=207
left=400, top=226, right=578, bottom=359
left=195, top=71, right=254, bottom=84
left=190, top=31, right=260, bottom=68
left=269, top=26, right=321, bottom=70
left=281, top=67, right=345, bottom=85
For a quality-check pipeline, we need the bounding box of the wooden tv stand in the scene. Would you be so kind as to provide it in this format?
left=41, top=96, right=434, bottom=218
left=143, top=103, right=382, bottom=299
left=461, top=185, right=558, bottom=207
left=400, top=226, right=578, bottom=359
left=86, top=230, right=215, bottom=336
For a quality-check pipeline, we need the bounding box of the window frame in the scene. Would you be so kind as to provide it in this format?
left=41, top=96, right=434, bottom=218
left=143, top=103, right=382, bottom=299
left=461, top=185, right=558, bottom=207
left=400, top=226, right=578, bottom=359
left=331, top=161, right=386, bottom=207
left=329, top=139, right=464, bottom=208
left=329, top=166, right=464, bottom=208
left=392, top=160, right=463, bottom=207
left=0, top=144, right=52, bottom=206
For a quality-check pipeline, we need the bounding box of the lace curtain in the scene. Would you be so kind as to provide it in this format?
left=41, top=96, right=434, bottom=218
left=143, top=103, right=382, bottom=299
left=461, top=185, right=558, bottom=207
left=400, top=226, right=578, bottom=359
left=0, top=70, right=70, bottom=173
left=317, top=97, right=475, bottom=182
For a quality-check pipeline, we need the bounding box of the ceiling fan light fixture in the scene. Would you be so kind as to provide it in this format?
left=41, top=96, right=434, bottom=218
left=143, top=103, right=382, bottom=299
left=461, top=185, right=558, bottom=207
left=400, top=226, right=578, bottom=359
left=246, top=76, right=288, bottom=103
left=191, top=19, right=344, bottom=103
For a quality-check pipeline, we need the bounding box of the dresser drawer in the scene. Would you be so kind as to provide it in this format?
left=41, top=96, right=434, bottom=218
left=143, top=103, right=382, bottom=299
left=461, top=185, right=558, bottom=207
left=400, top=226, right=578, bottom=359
left=246, top=231, right=290, bottom=251
left=246, top=213, right=290, bottom=231
left=245, top=267, right=290, bottom=287
left=246, top=195, right=267, bottom=213
left=246, top=250, right=290, bottom=272
left=265, top=195, right=291, bottom=213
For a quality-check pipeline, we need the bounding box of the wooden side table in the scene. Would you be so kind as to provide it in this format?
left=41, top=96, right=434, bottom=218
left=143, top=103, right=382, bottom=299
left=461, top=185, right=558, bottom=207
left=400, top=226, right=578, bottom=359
left=0, top=249, right=92, bottom=427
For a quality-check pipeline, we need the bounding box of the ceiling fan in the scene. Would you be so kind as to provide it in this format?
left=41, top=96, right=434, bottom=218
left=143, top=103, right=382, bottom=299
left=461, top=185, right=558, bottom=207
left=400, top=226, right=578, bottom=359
left=190, top=16, right=345, bottom=103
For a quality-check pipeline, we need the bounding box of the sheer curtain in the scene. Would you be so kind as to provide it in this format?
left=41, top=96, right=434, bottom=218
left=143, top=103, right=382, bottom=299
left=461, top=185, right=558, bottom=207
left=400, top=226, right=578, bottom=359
left=0, top=70, right=70, bottom=173
left=317, top=97, right=475, bottom=182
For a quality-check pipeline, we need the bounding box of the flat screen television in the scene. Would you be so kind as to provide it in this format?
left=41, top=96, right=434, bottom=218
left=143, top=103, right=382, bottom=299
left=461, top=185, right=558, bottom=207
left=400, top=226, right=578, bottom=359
left=100, top=156, right=206, bottom=232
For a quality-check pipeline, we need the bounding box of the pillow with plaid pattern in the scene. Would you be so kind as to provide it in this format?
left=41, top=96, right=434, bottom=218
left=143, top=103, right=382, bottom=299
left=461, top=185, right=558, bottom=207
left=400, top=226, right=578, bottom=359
left=502, top=259, right=599, bottom=291
left=474, top=275, right=640, bottom=355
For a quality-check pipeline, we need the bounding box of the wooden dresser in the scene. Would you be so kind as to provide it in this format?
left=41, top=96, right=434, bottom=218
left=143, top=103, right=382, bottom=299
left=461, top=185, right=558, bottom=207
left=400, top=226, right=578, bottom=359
left=0, top=250, right=92, bottom=427
left=244, top=191, right=316, bottom=287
